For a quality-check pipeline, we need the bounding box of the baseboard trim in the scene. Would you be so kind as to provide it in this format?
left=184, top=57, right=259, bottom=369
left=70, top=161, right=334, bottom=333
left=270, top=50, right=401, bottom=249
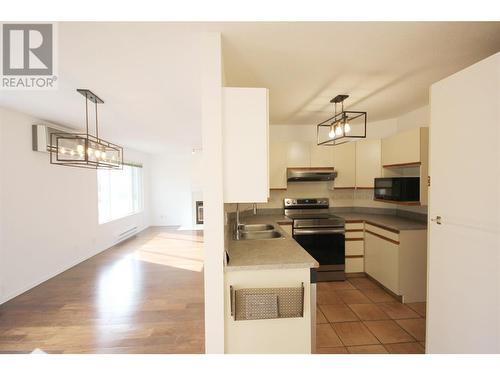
left=0, top=225, right=150, bottom=306
left=364, top=273, right=403, bottom=302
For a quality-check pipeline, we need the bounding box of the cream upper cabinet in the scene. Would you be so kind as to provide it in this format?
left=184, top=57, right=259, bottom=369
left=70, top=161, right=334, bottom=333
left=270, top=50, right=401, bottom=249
left=286, top=141, right=310, bottom=167
left=223, top=87, right=269, bottom=203
left=269, top=142, right=288, bottom=189
left=355, top=139, right=381, bottom=188
left=309, top=143, right=333, bottom=167
left=332, top=142, right=356, bottom=188
left=380, top=127, right=429, bottom=205
left=381, top=127, right=427, bottom=166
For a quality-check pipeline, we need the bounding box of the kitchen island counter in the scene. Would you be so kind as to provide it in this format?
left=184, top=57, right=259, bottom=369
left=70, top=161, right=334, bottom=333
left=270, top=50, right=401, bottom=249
left=225, top=214, right=317, bottom=271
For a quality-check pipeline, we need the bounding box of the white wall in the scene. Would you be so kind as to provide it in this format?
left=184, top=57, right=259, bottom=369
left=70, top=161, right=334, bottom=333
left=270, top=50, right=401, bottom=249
left=201, top=32, right=225, bottom=353
left=0, top=107, right=152, bottom=304
left=150, top=150, right=202, bottom=228
left=271, top=117, right=399, bottom=143
left=271, top=105, right=428, bottom=143
left=397, top=105, right=429, bottom=132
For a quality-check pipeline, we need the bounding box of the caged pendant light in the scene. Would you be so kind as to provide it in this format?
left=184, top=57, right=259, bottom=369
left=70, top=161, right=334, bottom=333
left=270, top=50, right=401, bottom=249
left=316, top=94, right=367, bottom=146
left=50, top=89, right=123, bottom=169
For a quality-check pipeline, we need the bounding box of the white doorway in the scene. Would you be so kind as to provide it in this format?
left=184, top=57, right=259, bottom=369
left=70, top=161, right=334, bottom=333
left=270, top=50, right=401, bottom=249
left=427, top=52, right=500, bottom=353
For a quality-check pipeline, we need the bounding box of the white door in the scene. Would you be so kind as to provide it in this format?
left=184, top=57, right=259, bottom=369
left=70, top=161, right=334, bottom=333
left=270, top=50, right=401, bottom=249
left=427, top=53, right=500, bottom=353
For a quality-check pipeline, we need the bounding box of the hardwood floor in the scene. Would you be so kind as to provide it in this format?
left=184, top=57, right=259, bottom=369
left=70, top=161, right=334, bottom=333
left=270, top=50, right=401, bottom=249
left=0, top=227, right=205, bottom=354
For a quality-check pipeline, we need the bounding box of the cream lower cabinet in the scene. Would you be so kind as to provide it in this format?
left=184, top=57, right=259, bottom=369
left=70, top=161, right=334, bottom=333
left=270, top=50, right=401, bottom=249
left=345, top=221, right=364, bottom=273
left=224, top=267, right=312, bottom=353
left=364, top=223, right=427, bottom=303
left=364, top=231, right=399, bottom=293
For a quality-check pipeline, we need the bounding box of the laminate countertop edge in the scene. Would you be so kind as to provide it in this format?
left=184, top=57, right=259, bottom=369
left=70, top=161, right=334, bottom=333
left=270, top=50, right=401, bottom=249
left=224, top=215, right=318, bottom=272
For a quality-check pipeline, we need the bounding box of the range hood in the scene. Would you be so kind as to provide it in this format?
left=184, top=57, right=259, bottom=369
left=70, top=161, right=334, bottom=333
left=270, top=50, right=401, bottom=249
left=287, top=168, right=337, bottom=182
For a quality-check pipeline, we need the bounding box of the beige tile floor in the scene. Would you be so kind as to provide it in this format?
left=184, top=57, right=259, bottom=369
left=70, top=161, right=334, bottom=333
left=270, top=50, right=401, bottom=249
left=315, top=276, right=426, bottom=354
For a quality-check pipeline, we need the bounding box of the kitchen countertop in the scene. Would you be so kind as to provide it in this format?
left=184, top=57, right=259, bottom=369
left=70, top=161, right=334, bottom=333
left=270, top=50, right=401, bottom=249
left=336, top=212, right=427, bottom=231
left=225, top=210, right=426, bottom=271
left=225, top=214, right=318, bottom=272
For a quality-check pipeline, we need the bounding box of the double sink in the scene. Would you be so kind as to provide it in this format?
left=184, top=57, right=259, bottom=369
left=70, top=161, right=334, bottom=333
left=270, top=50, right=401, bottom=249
left=235, top=223, right=283, bottom=240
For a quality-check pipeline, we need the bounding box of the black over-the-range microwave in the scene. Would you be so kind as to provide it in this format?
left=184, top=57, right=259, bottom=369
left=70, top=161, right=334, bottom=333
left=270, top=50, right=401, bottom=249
left=374, top=177, right=420, bottom=202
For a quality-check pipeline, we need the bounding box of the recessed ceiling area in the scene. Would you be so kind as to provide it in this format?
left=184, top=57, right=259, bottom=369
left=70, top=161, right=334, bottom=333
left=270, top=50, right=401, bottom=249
left=219, top=22, right=500, bottom=124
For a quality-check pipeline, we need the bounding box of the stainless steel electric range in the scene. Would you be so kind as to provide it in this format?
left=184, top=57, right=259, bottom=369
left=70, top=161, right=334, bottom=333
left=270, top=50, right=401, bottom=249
left=284, top=198, right=346, bottom=281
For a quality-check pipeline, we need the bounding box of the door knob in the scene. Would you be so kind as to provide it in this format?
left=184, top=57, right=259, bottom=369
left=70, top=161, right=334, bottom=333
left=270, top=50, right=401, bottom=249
left=431, top=216, right=442, bottom=225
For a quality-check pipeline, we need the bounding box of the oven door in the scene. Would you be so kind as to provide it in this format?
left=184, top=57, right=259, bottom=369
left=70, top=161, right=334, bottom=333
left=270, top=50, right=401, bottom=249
left=293, top=228, right=345, bottom=280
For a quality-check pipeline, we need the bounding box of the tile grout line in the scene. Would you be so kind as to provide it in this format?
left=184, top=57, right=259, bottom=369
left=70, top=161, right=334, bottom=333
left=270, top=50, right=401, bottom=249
left=317, top=278, right=426, bottom=353
left=362, top=319, right=417, bottom=340
left=392, top=318, right=425, bottom=342
left=328, top=322, right=348, bottom=348
left=404, top=303, right=426, bottom=318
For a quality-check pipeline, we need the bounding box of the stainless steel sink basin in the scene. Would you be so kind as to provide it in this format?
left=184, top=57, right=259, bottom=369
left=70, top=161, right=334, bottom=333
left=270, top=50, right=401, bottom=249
left=238, top=230, right=282, bottom=240
left=239, top=223, right=274, bottom=232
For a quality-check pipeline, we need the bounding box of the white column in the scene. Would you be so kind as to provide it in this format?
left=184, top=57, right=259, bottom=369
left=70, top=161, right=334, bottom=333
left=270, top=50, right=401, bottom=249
left=201, top=32, right=225, bottom=353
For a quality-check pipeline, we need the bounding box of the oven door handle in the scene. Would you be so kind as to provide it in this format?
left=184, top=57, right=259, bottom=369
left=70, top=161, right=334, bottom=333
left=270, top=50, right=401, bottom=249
left=293, top=228, right=345, bottom=235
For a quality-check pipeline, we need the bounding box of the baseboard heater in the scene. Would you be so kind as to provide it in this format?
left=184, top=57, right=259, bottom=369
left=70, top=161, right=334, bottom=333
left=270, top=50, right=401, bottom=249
left=117, top=226, right=138, bottom=242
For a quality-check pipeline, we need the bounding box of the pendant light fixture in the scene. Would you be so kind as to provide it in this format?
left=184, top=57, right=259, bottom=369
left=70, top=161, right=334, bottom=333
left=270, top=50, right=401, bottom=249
left=50, top=89, right=123, bottom=169
left=316, top=94, right=367, bottom=146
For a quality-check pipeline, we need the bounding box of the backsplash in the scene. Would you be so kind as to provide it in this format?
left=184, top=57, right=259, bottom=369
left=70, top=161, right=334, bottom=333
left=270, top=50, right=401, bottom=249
left=225, top=182, right=427, bottom=219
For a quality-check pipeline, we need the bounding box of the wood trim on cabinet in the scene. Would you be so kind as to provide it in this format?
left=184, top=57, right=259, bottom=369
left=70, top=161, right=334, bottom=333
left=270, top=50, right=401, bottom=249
left=345, top=255, right=364, bottom=259
left=365, top=221, right=400, bottom=234
left=270, top=188, right=287, bottom=191
left=345, top=219, right=364, bottom=223
left=356, top=187, right=374, bottom=189
left=286, top=167, right=335, bottom=171
left=382, top=161, right=421, bottom=168
left=365, top=229, right=400, bottom=245
left=345, top=229, right=363, bottom=233
left=334, top=187, right=356, bottom=190
left=345, top=238, right=364, bottom=242
left=374, top=199, right=421, bottom=206
left=276, top=221, right=292, bottom=226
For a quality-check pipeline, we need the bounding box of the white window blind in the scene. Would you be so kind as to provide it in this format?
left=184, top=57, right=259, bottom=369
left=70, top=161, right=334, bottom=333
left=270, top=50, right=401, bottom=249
left=97, top=164, right=143, bottom=224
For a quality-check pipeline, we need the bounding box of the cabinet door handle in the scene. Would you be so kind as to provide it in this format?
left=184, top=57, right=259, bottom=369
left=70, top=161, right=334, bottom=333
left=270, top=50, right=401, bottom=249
left=431, top=216, right=442, bottom=225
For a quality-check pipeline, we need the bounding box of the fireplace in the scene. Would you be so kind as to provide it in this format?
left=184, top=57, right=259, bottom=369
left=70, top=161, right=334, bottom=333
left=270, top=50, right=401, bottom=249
left=195, top=201, right=204, bottom=224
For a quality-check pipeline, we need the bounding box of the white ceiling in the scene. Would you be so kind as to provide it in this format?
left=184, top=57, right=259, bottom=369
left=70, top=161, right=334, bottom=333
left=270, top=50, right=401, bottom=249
left=0, top=23, right=203, bottom=154
left=219, top=22, right=500, bottom=124
left=1, top=22, right=499, bottom=154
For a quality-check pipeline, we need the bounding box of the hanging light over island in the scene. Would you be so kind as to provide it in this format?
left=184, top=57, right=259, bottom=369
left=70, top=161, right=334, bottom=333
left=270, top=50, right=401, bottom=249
left=316, top=94, right=367, bottom=146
